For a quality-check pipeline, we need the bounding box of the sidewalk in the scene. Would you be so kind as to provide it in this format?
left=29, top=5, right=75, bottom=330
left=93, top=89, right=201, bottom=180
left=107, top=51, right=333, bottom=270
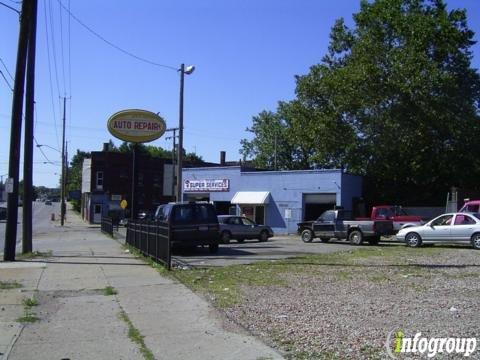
left=0, top=208, right=283, bottom=360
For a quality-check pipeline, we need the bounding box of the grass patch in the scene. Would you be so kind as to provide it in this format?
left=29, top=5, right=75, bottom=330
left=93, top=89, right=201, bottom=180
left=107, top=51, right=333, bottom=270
left=103, top=286, right=118, bottom=296
left=18, top=250, right=53, bottom=259
left=173, top=261, right=288, bottom=308
left=119, top=310, right=154, bottom=360
left=122, top=244, right=170, bottom=276
left=0, top=281, right=22, bottom=290
left=171, top=245, right=461, bottom=309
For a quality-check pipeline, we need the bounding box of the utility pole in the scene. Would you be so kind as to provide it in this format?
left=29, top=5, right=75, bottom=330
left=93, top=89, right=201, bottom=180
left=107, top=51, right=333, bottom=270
left=176, top=64, right=195, bottom=203
left=23, top=0, right=38, bottom=254
left=130, top=143, right=138, bottom=220
left=177, top=64, right=185, bottom=203
left=60, top=97, right=66, bottom=226
left=4, top=0, right=33, bottom=261
left=165, top=127, right=178, bottom=200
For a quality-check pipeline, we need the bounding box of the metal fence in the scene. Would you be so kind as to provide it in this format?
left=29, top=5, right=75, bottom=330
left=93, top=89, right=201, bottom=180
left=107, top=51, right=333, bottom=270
left=126, top=220, right=171, bottom=270
left=101, top=217, right=114, bottom=236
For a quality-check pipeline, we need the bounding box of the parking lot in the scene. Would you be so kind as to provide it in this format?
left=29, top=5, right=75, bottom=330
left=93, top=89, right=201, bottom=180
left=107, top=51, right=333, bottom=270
left=171, top=236, right=403, bottom=267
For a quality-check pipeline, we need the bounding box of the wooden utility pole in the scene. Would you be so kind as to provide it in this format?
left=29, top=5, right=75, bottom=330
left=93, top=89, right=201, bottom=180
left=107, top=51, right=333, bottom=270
left=23, top=0, right=38, bottom=254
left=60, top=97, right=66, bottom=226
left=4, top=0, right=33, bottom=261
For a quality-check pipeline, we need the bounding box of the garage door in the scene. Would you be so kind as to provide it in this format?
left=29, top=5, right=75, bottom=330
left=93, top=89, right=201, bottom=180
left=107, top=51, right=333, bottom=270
left=303, top=193, right=336, bottom=221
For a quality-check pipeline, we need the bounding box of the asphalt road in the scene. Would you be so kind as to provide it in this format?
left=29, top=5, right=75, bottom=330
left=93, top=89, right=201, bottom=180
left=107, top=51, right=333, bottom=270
left=0, top=201, right=60, bottom=254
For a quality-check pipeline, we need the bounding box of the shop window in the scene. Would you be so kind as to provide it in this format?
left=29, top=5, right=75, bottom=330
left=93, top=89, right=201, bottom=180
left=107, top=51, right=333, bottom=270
left=96, top=171, right=104, bottom=190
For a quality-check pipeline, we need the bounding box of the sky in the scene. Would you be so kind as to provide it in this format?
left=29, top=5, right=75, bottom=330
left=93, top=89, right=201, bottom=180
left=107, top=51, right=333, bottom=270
left=1, top=0, right=480, bottom=188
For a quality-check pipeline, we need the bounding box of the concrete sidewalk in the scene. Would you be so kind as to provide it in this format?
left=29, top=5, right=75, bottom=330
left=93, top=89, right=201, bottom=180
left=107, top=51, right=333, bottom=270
left=0, top=209, right=283, bottom=360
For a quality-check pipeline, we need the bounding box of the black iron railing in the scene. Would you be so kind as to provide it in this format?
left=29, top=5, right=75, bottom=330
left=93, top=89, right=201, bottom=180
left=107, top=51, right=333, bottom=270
left=126, top=220, right=171, bottom=270
left=101, top=217, right=114, bottom=236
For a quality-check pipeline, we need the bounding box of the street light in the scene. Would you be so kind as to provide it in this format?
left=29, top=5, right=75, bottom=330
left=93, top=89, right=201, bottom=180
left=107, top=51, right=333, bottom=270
left=36, top=144, right=60, bottom=153
left=37, top=142, right=67, bottom=225
left=177, top=63, right=195, bottom=202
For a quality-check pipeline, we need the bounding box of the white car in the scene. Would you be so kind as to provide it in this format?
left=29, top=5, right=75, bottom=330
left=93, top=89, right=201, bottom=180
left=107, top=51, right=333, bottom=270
left=396, top=212, right=480, bottom=249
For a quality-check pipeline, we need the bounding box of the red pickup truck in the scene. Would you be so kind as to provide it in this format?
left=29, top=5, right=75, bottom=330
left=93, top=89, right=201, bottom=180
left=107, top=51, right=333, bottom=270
left=356, top=205, right=423, bottom=232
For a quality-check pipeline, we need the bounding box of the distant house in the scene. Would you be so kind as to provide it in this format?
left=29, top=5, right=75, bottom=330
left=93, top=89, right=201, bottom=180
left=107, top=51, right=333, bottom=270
left=81, top=147, right=175, bottom=224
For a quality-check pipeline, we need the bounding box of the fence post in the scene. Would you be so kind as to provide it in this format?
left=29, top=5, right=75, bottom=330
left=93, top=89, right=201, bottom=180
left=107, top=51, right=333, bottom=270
left=167, top=222, right=171, bottom=270
left=155, top=221, right=159, bottom=262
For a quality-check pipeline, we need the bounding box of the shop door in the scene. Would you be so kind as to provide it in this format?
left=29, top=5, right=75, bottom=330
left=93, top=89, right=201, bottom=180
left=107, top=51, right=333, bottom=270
left=303, top=193, right=336, bottom=221
left=93, top=204, right=102, bottom=223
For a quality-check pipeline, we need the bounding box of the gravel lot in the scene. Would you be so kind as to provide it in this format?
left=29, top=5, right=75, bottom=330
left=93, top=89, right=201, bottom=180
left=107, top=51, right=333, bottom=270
left=190, top=245, right=480, bottom=359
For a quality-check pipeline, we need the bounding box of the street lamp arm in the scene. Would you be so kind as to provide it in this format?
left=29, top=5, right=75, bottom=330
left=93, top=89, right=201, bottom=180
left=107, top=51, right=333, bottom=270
left=36, top=144, right=61, bottom=153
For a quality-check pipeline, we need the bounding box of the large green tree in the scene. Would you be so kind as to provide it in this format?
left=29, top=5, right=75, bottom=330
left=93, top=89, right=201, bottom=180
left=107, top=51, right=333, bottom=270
left=242, top=0, right=480, bottom=205
left=66, top=150, right=90, bottom=193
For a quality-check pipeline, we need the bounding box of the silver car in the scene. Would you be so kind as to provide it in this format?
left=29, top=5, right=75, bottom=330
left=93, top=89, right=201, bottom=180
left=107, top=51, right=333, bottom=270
left=218, top=215, right=274, bottom=244
left=396, top=212, right=480, bottom=249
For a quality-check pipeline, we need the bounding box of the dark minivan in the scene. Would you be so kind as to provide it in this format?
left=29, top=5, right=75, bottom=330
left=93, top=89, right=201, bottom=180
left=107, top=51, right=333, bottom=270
left=155, top=202, right=220, bottom=253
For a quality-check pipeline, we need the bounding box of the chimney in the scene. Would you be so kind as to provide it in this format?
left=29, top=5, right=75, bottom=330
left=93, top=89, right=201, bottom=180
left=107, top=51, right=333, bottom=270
left=103, top=142, right=109, bottom=152
left=220, top=151, right=226, bottom=166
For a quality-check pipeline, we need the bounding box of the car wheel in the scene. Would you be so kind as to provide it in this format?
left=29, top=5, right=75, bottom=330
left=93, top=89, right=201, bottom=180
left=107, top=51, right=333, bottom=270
left=221, top=231, right=231, bottom=244
left=471, top=233, right=480, bottom=250
left=348, top=230, right=363, bottom=245
left=237, top=238, right=245, bottom=243
left=405, top=232, right=422, bottom=247
left=320, top=237, right=330, bottom=243
left=209, top=244, right=219, bottom=254
left=368, top=236, right=380, bottom=245
left=301, top=229, right=314, bottom=243
left=259, top=230, right=269, bottom=242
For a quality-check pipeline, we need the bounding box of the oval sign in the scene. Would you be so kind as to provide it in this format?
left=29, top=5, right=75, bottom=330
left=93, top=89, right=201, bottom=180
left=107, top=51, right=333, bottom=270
left=107, top=109, right=166, bottom=143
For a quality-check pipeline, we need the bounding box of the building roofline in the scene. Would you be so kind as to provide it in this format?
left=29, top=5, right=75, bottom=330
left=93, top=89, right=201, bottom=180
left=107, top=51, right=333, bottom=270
left=183, top=166, right=361, bottom=177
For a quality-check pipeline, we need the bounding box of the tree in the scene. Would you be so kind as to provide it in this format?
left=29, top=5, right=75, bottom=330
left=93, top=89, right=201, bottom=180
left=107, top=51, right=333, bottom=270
left=66, top=150, right=90, bottom=193
left=117, top=141, right=204, bottom=163
left=242, top=0, right=480, bottom=205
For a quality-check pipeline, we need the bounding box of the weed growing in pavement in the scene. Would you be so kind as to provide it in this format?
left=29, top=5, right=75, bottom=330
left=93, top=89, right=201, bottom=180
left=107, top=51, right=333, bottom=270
left=103, top=286, right=118, bottom=296
left=0, top=281, right=22, bottom=289
left=119, top=310, right=154, bottom=360
left=18, top=296, right=39, bottom=323
left=22, top=297, right=38, bottom=307
left=121, top=244, right=170, bottom=276
left=17, top=250, right=53, bottom=259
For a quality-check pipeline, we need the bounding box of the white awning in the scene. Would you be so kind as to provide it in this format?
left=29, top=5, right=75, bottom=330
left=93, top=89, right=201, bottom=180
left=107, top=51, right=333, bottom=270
left=231, top=191, right=270, bottom=205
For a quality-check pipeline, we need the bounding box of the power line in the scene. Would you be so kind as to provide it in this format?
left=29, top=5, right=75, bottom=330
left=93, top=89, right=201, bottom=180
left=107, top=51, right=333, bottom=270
left=33, top=136, right=57, bottom=165
left=0, top=1, right=19, bottom=13
left=0, top=57, right=14, bottom=81
left=47, top=0, right=61, bottom=96
left=58, top=0, right=66, bottom=95
left=43, top=0, right=61, bottom=150
left=0, top=70, right=13, bottom=91
left=56, top=0, right=177, bottom=71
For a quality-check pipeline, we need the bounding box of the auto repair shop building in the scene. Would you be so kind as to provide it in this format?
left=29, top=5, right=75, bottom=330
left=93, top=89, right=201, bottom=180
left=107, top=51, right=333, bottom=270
left=182, top=166, right=362, bottom=234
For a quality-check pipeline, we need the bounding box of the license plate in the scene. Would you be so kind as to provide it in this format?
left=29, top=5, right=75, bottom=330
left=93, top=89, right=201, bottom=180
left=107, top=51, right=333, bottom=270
left=198, top=226, right=208, bottom=231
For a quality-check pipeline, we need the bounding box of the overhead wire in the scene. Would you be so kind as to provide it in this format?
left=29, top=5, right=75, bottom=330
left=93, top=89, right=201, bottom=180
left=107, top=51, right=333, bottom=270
left=67, top=0, right=72, bottom=143
left=0, top=57, right=14, bottom=81
left=47, top=0, right=61, bottom=96
left=0, top=70, right=13, bottom=91
left=56, top=0, right=178, bottom=71
left=43, top=0, right=61, bottom=150
left=58, top=0, right=66, bottom=95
